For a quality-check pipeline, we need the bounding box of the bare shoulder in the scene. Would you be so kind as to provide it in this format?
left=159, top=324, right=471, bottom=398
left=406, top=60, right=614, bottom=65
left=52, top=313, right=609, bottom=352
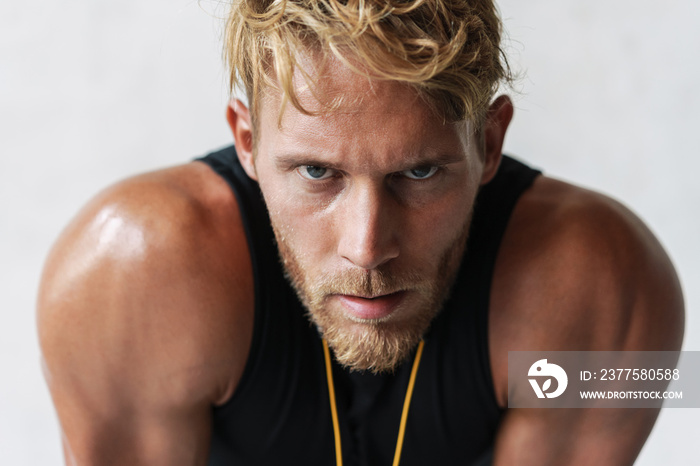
left=487, top=175, right=684, bottom=466
left=490, top=175, right=684, bottom=402
left=37, top=161, right=253, bottom=464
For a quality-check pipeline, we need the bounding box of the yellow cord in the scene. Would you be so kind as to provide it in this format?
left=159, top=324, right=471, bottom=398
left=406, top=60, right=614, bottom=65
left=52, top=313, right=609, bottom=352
left=322, top=339, right=426, bottom=466
left=323, top=339, right=344, bottom=466
left=392, top=339, right=425, bottom=466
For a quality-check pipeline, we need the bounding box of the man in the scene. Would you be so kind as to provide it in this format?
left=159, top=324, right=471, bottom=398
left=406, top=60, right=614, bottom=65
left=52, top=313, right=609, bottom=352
left=38, top=0, right=683, bottom=465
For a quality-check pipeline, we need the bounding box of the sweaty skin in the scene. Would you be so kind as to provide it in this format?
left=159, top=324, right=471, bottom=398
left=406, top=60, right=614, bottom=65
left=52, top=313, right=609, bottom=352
left=38, top=63, right=684, bottom=465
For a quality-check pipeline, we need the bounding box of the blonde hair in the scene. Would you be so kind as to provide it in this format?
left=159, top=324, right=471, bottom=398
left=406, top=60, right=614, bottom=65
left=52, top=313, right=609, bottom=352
left=225, top=0, right=510, bottom=128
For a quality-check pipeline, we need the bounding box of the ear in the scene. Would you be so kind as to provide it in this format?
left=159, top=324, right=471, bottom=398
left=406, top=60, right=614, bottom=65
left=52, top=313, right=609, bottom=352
left=226, top=99, right=258, bottom=181
left=480, top=95, right=514, bottom=185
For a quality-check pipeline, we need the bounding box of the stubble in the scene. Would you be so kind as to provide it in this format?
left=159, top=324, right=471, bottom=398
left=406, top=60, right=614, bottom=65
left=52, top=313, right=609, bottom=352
left=274, top=211, right=472, bottom=373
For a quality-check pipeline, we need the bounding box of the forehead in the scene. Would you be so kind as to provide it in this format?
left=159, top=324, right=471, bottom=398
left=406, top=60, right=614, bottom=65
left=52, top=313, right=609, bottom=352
left=256, top=56, right=473, bottom=163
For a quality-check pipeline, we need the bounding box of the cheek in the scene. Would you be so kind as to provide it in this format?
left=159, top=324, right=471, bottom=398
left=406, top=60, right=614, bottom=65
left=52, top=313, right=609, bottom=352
left=401, top=172, right=479, bottom=252
left=259, top=178, right=337, bottom=265
left=400, top=195, right=473, bottom=260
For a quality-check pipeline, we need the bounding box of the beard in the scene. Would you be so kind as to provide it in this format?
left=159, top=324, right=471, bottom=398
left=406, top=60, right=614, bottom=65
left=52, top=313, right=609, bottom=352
left=273, top=213, right=472, bottom=374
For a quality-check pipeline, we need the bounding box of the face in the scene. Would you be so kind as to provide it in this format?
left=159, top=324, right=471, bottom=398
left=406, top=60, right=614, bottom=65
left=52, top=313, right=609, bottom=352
left=232, top=60, right=497, bottom=373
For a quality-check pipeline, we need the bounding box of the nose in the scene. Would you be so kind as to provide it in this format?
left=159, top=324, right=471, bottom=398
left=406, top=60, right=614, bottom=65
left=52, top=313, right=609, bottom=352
left=337, top=182, right=400, bottom=270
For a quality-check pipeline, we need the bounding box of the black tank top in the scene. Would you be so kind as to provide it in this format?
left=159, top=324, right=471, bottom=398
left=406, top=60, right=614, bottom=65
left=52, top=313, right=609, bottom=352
left=198, top=145, right=541, bottom=466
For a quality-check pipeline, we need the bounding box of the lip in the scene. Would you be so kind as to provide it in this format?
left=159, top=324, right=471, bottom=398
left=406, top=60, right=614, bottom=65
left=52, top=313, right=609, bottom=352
left=337, top=291, right=407, bottom=321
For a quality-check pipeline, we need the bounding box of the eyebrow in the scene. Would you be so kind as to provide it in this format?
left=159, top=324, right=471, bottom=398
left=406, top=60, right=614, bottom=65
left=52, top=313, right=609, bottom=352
left=273, top=151, right=467, bottom=172
left=405, top=152, right=467, bottom=166
left=274, top=153, right=333, bottom=171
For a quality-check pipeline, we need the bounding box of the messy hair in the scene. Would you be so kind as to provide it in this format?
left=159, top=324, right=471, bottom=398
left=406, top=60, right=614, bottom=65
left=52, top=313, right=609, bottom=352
left=225, top=0, right=511, bottom=128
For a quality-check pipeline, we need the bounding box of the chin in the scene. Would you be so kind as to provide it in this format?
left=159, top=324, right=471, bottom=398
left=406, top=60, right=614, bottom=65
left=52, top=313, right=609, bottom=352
left=310, top=307, right=432, bottom=373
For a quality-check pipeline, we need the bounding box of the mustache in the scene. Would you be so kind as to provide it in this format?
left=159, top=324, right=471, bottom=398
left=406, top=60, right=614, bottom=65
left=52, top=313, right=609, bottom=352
left=308, top=267, right=433, bottom=298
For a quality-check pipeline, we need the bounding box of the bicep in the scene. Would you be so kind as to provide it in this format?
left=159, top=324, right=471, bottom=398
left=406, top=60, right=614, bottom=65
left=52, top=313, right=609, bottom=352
left=37, top=194, right=223, bottom=466
left=39, top=270, right=215, bottom=466
left=489, top=182, right=685, bottom=464
left=49, top=375, right=212, bottom=466
left=493, top=407, right=659, bottom=466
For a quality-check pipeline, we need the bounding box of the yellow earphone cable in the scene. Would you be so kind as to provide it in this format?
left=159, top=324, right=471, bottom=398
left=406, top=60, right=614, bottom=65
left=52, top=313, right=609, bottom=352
left=322, top=339, right=344, bottom=466
left=392, top=339, right=425, bottom=466
left=322, top=339, right=426, bottom=466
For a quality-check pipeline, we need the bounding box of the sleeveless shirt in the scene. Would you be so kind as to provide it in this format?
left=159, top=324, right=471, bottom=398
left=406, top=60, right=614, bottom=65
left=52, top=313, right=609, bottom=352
left=197, top=145, right=541, bottom=466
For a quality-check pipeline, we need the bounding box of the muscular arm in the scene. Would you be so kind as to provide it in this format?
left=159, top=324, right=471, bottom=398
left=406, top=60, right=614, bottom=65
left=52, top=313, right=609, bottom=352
left=37, top=163, right=253, bottom=465
left=489, top=177, right=684, bottom=465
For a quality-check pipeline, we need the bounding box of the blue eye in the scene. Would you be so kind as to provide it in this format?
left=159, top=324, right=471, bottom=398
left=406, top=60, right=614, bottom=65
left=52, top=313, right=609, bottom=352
left=402, top=166, right=439, bottom=180
left=298, top=165, right=334, bottom=180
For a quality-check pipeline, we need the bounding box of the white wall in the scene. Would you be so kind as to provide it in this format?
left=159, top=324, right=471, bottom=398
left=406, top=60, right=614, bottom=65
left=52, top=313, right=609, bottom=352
left=1, top=0, right=697, bottom=463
